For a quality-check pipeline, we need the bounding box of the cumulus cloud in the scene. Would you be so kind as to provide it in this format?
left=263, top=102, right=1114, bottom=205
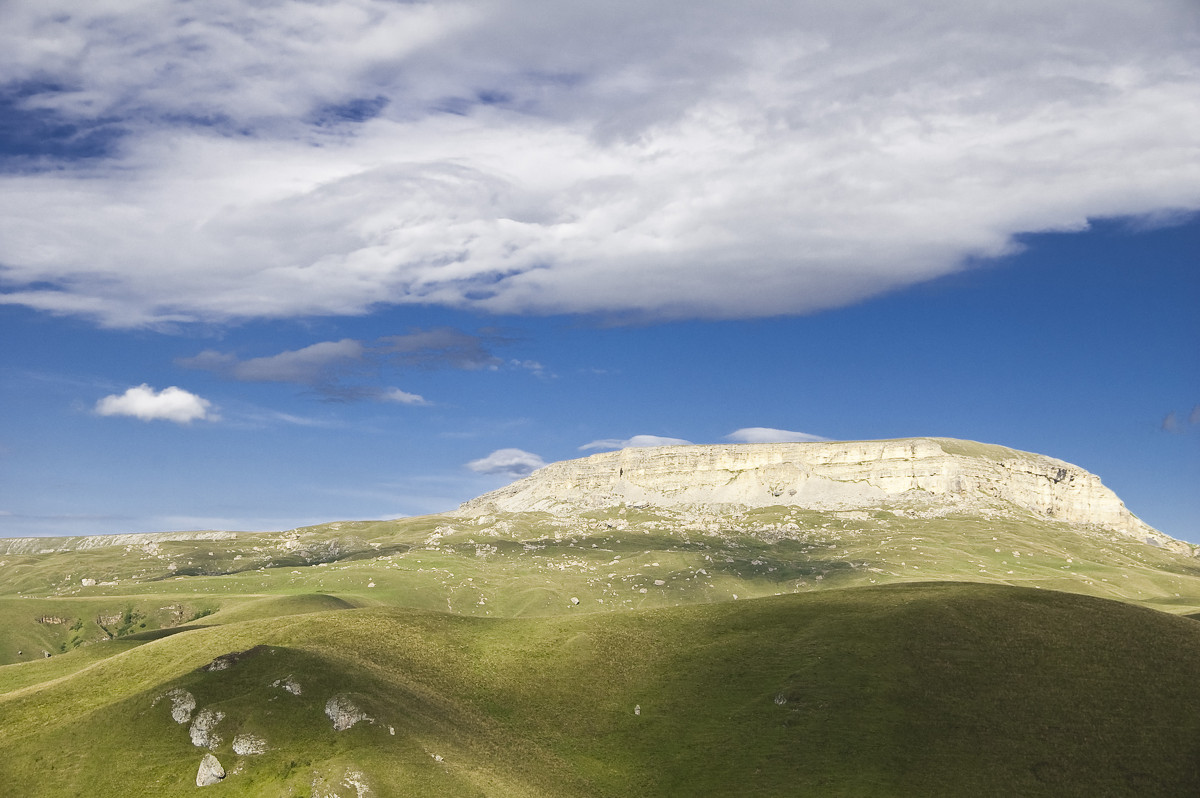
left=1, top=1, right=1199, bottom=327
left=465, top=448, right=546, bottom=477
left=94, top=385, right=216, bottom=424
left=579, top=434, right=692, bottom=451
left=725, top=427, right=830, bottom=444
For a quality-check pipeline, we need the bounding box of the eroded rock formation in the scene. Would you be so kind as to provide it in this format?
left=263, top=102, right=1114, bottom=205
left=458, top=438, right=1181, bottom=550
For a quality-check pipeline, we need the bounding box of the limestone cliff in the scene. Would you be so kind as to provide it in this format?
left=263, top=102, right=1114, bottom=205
left=458, top=438, right=1184, bottom=551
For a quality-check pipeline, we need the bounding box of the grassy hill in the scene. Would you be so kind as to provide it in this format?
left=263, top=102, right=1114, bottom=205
left=4, top=489, right=1200, bottom=795
left=2, top=582, right=1200, bottom=796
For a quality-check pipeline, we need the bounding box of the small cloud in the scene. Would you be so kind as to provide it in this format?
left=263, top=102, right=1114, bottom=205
left=465, top=448, right=546, bottom=477
left=579, top=434, right=692, bottom=451
left=380, top=387, right=430, bottom=406
left=95, top=384, right=216, bottom=424
left=1163, top=406, right=1200, bottom=434
left=725, top=427, right=830, bottom=443
left=510, top=358, right=551, bottom=378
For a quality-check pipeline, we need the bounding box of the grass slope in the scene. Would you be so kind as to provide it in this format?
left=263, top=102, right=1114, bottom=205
left=2, top=583, right=1200, bottom=796
left=4, top=506, right=1200, bottom=668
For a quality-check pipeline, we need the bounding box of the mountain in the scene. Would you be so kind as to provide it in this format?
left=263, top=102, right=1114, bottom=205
left=2, top=438, right=1200, bottom=796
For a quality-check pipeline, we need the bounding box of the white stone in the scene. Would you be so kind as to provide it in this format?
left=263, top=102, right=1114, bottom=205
left=196, top=754, right=225, bottom=787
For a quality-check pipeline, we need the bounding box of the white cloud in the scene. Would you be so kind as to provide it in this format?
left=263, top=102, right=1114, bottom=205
left=94, top=385, right=216, bottom=424
left=725, top=427, right=830, bottom=444
left=465, top=448, right=546, bottom=477
left=1, top=1, right=1199, bottom=326
left=381, top=388, right=429, bottom=406
left=579, top=434, right=693, bottom=451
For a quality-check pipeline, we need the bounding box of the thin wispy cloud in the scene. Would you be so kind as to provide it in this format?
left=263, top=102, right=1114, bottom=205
left=377, top=328, right=502, bottom=370
left=579, top=434, right=693, bottom=451
left=94, top=385, right=216, bottom=424
left=1, top=1, right=1196, bottom=327
left=725, top=427, right=830, bottom=444
left=181, top=340, right=365, bottom=385
left=465, top=448, right=546, bottom=477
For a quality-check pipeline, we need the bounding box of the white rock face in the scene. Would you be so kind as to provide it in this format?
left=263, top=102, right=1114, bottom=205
left=458, top=438, right=1183, bottom=550
left=196, top=754, right=225, bottom=787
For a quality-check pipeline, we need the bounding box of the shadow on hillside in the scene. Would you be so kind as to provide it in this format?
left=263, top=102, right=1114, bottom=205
left=119, top=624, right=204, bottom=643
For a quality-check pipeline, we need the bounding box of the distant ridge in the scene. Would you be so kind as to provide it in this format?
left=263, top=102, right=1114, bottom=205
left=459, top=437, right=1187, bottom=552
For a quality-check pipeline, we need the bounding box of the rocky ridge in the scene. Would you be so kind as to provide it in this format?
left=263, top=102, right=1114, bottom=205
left=458, top=438, right=1185, bottom=551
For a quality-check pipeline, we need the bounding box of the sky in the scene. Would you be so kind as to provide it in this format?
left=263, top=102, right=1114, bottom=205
left=0, top=0, right=1197, bottom=541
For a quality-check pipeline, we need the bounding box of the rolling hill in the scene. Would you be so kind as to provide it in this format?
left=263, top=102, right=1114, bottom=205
left=1, top=438, right=1198, bottom=796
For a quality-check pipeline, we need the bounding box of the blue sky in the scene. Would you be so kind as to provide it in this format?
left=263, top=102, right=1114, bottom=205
left=1, top=0, right=1197, bottom=541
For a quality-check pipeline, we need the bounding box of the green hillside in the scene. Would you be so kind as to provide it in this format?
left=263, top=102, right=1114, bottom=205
left=1, top=583, right=1199, bottom=796
left=4, top=489, right=1200, bottom=796
left=4, top=504, right=1200, bottom=668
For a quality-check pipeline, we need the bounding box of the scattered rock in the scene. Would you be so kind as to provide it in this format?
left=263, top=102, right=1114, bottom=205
left=232, top=732, right=268, bottom=755
left=326, top=695, right=371, bottom=731
left=190, top=708, right=225, bottom=748
left=271, top=674, right=302, bottom=695
left=196, top=753, right=225, bottom=787
left=344, top=769, right=372, bottom=797
left=81, top=578, right=96, bottom=587
left=634, top=704, right=641, bottom=716
left=570, top=596, right=580, bottom=605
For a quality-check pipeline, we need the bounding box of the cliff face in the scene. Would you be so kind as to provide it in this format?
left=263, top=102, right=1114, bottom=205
left=459, top=438, right=1180, bottom=549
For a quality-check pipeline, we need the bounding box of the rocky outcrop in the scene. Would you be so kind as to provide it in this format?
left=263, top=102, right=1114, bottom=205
left=190, top=708, right=225, bottom=748
left=233, top=733, right=268, bottom=755
left=156, top=687, right=196, bottom=724
left=325, top=695, right=371, bottom=731
left=0, top=531, right=237, bottom=556
left=458, top=438, right=1183, bottom=550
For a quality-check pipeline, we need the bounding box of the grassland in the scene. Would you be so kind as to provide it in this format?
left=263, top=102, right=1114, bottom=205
left=3, top=506, right=1200, bottom=795
left=2, top=583, right=1199, bottom=796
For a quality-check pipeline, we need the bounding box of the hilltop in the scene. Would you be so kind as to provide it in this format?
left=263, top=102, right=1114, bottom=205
left=458, top=437, right=1177, bottom=549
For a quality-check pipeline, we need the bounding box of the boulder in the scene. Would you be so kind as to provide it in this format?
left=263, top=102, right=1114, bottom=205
left=196, top=754, right=225, bottom=787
